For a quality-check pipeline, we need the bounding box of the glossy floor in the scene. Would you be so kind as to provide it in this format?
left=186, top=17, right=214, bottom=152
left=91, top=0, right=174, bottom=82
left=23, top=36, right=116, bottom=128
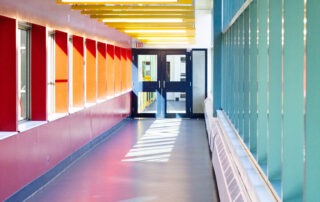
left=26, top=119, right=219, bottom=202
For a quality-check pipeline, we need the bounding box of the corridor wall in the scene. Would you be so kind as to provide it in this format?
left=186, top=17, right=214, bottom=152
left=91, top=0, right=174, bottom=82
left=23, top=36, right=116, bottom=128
left=0, top=13, right=132, bottom=201
left=215, top=0, right=320, bottom=201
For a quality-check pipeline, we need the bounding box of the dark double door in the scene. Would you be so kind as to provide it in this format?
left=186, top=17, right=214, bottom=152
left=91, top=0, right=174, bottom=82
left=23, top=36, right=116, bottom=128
left=132, top=49, right=207, bottom=118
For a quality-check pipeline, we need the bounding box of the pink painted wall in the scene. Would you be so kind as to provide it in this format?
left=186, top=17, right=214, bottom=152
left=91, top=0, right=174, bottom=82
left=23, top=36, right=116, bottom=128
left=0, top=0, right=132, bottom=48
left=0, top=92, right=131, bottom=201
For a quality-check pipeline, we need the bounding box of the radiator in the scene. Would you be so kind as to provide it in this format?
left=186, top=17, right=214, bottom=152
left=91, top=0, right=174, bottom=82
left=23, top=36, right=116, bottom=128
left=204, top=98, right=280, bottom=202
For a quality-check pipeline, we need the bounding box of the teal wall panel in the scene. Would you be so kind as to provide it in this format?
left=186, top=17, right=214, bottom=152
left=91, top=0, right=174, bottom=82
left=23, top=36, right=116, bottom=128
left=243, top=9, right=250, bottom=144
left=234, top=20, right=239, bottom=130
left=249, top=1, right=258, bottom=155
left=268, top=0, right=282, bottom=187
left=256, top=0, right=268, bottom=166
left=305, top=0, right=320, bottom=201
left=282, top=0, right=304, bottom=201
left=213, top=0, right=222, bottom=116
left=238, top=15, right=244, bottom=138
left=218, top=0, right=319, bottom=200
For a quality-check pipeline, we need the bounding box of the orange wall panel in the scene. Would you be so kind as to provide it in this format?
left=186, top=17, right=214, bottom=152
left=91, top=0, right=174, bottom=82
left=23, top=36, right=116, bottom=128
left=114, top=46, right=121, bottom=94
left=86, top=39, right=97, bottom=103
left=107, top=44, right=115, bottom=97
left=97, top=42, right=107, bottom=99
left=72, top=35, right=84, bottom=107
left=55, top=31, right=69, bottom=113
left=121, top=48, right=127, bottom=92
left=127, top=49, right=132, bottom=90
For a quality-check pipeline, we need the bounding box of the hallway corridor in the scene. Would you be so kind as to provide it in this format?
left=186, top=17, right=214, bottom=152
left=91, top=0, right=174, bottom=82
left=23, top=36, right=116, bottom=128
left=25, top=119, right=219, bottom=202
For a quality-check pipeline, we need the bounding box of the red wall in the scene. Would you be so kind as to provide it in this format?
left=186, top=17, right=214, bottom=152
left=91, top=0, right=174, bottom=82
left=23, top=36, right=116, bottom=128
left=0, top=16, right=17, bottom=131
left=0, top=92, right=131, bottom=201
left=31, top=24, right=47, bottom=120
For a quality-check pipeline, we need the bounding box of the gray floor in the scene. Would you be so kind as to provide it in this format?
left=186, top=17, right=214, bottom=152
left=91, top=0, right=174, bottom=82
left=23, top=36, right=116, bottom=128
left=26, top=119, right=219, bottom=202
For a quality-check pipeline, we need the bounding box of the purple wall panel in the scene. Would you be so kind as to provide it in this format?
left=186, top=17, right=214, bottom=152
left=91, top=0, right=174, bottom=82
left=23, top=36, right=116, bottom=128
left=0, top=92, right=131, bottom=201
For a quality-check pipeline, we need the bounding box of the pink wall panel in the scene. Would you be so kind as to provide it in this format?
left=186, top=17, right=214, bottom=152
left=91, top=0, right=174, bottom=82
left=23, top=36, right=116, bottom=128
left=0, top=92, right=131, bottom=201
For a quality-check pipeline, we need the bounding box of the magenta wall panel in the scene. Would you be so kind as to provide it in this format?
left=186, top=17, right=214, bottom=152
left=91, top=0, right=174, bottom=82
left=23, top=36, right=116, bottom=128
left=0, top=92, right=131, bottom=201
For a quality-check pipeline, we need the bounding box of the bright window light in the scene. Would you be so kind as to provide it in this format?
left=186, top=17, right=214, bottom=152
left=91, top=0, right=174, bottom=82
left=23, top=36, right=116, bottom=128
left=103, top=18, right=183, bottom=23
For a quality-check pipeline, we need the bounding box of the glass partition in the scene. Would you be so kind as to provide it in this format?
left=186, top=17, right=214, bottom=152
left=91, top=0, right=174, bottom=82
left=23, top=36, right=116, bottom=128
left=166, top=92, right=186, bottom=114
left=165, top=55, right=186, bottom=82
left=138, top=55, right=157, bottom=82
left=192, top=50, right=206, bottom=114
left=138, top=92, right=157, bottom=114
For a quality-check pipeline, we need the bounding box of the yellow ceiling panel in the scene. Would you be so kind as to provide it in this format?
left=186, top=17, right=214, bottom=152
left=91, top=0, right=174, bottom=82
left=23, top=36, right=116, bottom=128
left=72, top=5, right=195, bottom=11
left=91, top=15, right=194, bottom=22
left=57, top=0, right=195, bottom=45
left=81, top=10, right=194, bottom=15
left=57, top=0, right=192, bottom=5
left=105, top=22, right=194, bottom=28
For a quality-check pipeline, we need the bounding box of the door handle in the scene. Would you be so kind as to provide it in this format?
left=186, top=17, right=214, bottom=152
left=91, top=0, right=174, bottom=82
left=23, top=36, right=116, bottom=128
left=159, top=81, right=161, bottom=88
left=163, top=81, right=165, bottom=88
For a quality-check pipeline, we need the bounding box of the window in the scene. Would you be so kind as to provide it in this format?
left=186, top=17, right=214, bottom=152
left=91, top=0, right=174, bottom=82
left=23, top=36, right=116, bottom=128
left=18, top=25, right=31, bottom=121
left=47, top=31, right=55, bottom=115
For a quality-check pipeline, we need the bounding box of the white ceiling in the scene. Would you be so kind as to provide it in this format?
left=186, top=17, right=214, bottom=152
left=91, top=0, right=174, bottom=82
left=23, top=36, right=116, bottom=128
left=195, top=0, right=213, bottom=10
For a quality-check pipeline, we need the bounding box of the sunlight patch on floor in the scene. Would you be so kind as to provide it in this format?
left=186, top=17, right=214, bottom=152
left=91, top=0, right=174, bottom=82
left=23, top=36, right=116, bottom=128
left=122, top=119, right=182, bottom=163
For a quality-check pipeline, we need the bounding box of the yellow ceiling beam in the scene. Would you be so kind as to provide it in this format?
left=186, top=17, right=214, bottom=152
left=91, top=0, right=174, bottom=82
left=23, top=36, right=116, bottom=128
left=58, top=0, right=192, bottom=5
left=105, top=22, right=194, bottom=28
left=72, top=5, right=194, bottom=11
left=140, top=38, right=195, bottom=44
left=57, top=0, right=196, bottom=45
left=120, top=28, right=194, bottom=32
left=138, top=36, right=194, bottom=40
left=122, top=30, right=195, bottom=37
left=145, top=41, right=195, bottom=44
left=81, top=10, right=194, bottom=15
left=91, top=14, right=194, bottom=19
left=126, top=32, right=195, bottom=38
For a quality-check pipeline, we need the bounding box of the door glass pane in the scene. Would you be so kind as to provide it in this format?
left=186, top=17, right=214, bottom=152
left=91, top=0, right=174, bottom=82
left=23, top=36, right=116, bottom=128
left=192, top=50, right=206, bottom=113
left=166, top=55, right=186, bottom=82
left=138, top=92, right=157, bottom=113
left=166, top=92, right=186, bottom=113
left=138, top=55, right=157, bottom=82
left=18, top=29, right=30, bottom=121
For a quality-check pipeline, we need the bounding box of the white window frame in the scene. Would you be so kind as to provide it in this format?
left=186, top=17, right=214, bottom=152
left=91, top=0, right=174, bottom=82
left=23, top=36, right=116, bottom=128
left=17, top=23, right=31, bottom=122
left=47, top=30, right=56, bottom=116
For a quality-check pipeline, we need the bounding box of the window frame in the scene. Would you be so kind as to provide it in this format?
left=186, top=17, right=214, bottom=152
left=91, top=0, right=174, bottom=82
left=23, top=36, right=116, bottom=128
left=47, top=30, right=56, bottom=115
left=17, top=23, right=31, bottom=122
